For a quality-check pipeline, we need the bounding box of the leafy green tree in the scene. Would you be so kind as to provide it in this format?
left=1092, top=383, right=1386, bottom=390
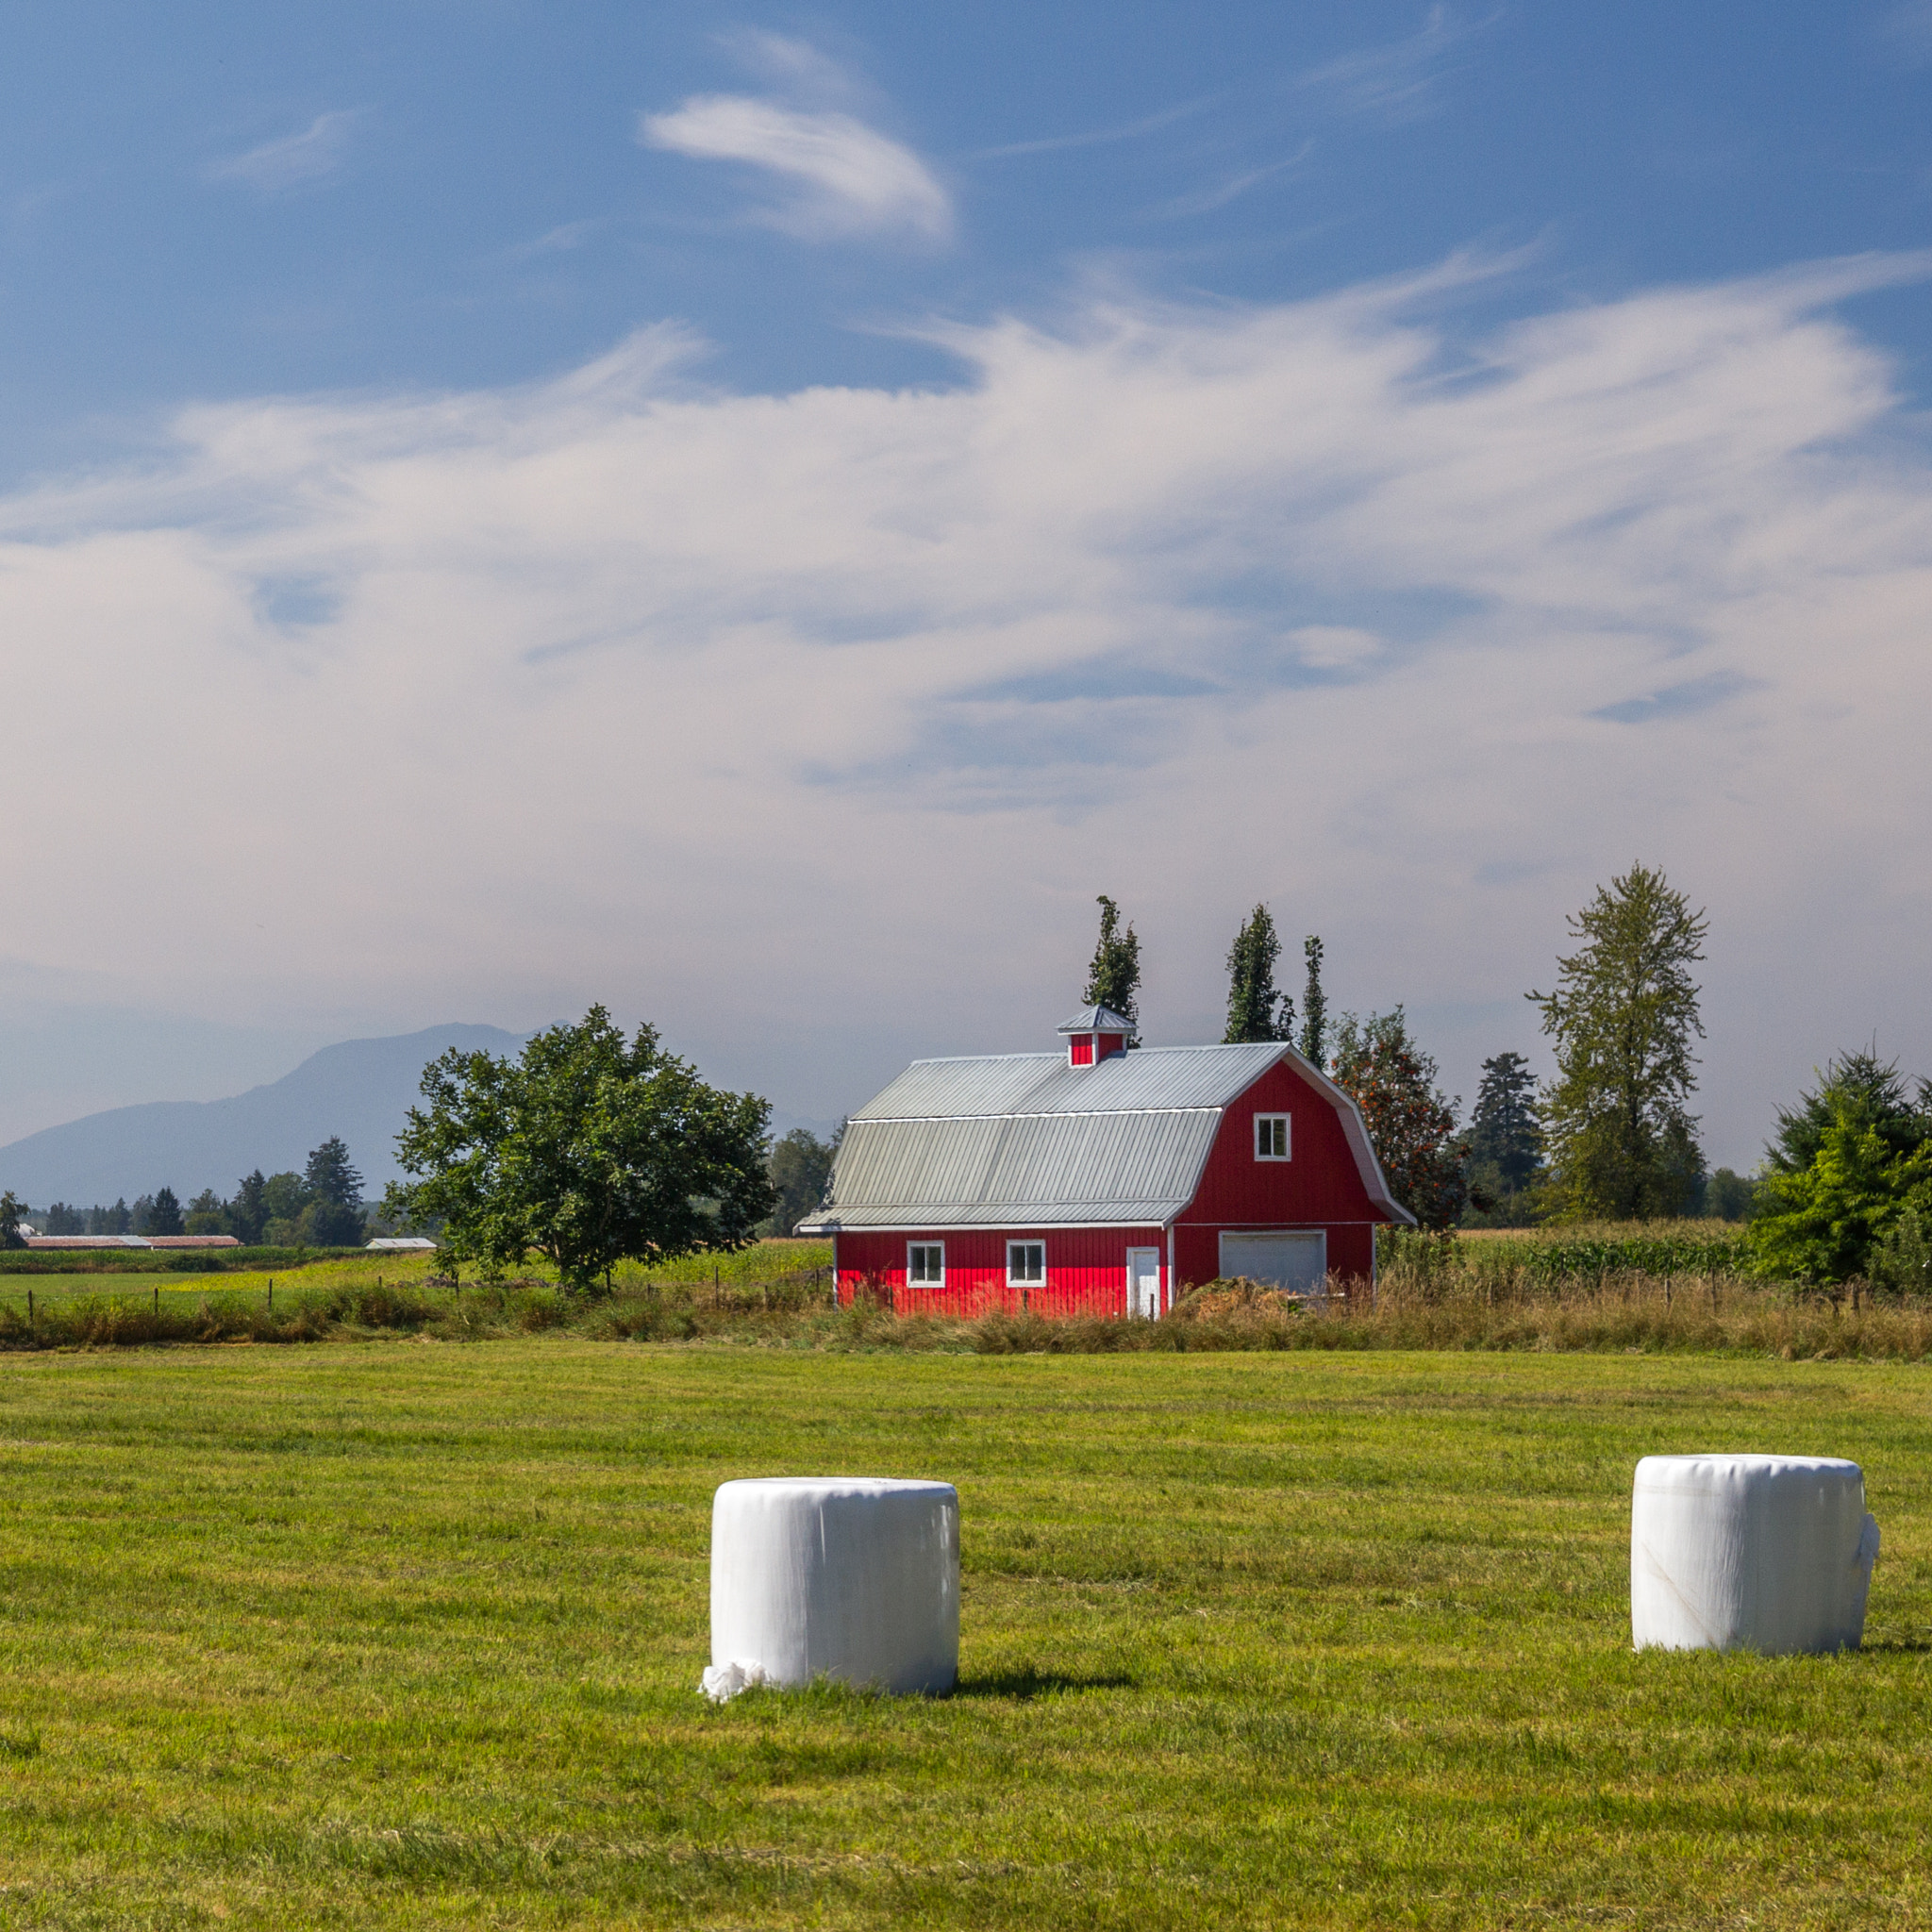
left=1467, top=1052, right=1541, bottom=1196
left=1529, top=864, right=1707, bottom=1221
left=767, top=1128, right=837, bottom=1237
left=1749, top=1111, right=1932, bottom=1286
left=0, top=1191, right=25, bottom=1251
left=1764, top=1050, right=1926, bottom=1176
left=1298, top=936, right=1328, bottom=1068
left=385, top=1006, right=775, bottom=1290
left=1704, top=1168, right=1758, bottom=1221
left=184, top=1189, right=226, bottom=1235
left=1224, top=905, right=1291, bottom=1044
left=261, top=1172, right=309, bottom=1245
left=1082, top=895, right=1142, bottom=1043
left=298, top=1198, right=366, bottom=1247
left=1871, top=1202, right=1932, bottom=1297
left=227, top=1171, right=270, bottom=1245
left=1330, top=1009, right=1468, bottom=1232
left=145, top=1188, right=185, bottom=1237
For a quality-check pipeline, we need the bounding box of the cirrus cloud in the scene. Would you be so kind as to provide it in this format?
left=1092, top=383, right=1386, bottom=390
left=1, top=257, right=1930, bottom=1162
left=641, top=94, right=952, bottom=242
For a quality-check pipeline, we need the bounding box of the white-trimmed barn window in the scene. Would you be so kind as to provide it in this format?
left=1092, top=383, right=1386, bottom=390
left=1007, top=1241, right=1045, bottom=1286
left=907, top=1241, right=945, bottom=1287
left=1255, top=1113, right=1291, bottom=1160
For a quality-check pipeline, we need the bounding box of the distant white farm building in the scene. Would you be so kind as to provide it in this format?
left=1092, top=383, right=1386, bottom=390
left=367, top=1237, right=438, bottom=1252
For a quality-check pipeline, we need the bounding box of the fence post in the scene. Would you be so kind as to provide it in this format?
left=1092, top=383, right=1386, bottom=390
left=26, top=1289, right=32, bottom=1329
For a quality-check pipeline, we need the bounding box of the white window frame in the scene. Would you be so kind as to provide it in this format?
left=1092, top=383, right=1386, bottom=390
left=906, top=1241, right=945, bottom=1289
left=1255, top=1112, right=1291, bottom=1161
left=1007, top=1240, right=1045, bottom=1287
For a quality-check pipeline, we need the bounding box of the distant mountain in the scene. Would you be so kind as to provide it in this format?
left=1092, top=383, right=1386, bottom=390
left=0, top=1024, right=527, bottom=1208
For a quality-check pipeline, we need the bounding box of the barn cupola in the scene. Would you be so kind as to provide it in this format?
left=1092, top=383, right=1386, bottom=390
left=1058, top=1005, right=1132, bottom=1068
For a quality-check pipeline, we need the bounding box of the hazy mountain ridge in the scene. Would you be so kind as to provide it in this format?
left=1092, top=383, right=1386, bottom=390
left=0, top=1024, right=527, bottom=1206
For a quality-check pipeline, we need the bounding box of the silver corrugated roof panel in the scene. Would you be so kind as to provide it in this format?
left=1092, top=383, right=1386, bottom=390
left=1058, top=1004, right=1133, bottom=1034
left=852, top=1042, right=1289, bottom=1123
left=797, top=1108, right=1221, bottom=1232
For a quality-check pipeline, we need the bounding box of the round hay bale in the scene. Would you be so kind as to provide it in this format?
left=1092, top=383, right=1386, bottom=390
left=1631, top=1454, right=1879, bottom=1655
left=705, top=1476, right=959, bottom=1698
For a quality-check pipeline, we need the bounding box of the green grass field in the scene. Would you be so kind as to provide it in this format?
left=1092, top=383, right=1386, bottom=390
left=2, top=1342, right=1930, bottom=1927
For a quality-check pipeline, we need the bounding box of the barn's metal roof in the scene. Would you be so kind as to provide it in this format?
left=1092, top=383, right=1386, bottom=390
left=798, top=1041, right=1414, bottom=1233
left=849, top=1042, right=1287, bottom=1124
left=1057, top=1004, right=1134, bottom=1035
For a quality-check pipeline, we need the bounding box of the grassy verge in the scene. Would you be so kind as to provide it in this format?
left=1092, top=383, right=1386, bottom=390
left=0, top=1343, right=1929, bottom=1926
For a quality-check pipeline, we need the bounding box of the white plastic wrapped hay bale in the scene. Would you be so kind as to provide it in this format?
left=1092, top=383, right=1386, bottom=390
left=1631, top=1455, right=1880, bottom=1655
left=704, top=1477, right=959, bottom=1699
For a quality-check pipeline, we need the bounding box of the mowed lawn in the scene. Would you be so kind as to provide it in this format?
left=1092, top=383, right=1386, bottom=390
left=1, top=1346, right=1930, bottom=1927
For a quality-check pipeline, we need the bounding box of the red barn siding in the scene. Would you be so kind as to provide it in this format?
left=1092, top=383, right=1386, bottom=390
left=836, top=1225, right=1166, bottom=1319
left=1185, top=1060, right=1375, bottom=1224
left=1069, top=1035, right=1095, bottom=1066
left=1171, top=1060, right=1394, bottom=1291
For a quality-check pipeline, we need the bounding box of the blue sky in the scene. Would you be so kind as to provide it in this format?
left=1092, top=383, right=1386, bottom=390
left=3, top=3, right=1932, bottom=1172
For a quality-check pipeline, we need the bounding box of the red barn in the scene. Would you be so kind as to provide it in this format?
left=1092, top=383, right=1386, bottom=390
left=798, top=1005, right=1414, bottom=1317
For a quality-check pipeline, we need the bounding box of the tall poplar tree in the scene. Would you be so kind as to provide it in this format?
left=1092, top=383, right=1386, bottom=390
left=1529, top=864, right=1707, bottom=1221
left=1298, top=935, right=1328, bottom=1067
left=1083, top=895, right=1142, bottom=1042
left=1224, top=905, right=1292, bottom=1043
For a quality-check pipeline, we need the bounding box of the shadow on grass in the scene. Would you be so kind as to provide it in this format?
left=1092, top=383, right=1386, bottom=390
left=951, top=1669, right=1134, bottom=1701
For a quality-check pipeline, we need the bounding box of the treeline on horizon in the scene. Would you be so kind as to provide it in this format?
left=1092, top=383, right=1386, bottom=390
left=7, top=865, right=1927, bottom=1298
left=18, top=1136, right=375, bottom=1248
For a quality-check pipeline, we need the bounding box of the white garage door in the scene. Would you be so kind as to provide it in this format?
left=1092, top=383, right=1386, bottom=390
left=1219, top=1230, right=1326, bottom=1294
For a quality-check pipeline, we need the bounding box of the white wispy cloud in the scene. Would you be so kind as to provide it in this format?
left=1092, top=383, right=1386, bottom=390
left=972, top=99, right=1213, bottom=161
left=1143, top=144, right=1314, bottom=220
left=2, top=258, right=1930, bottom=1162
left=1300, top=6, right=1498, bottom=125
left=206, top=109, right=362, bottom=192
left=641, top=93, right=951, bottom=242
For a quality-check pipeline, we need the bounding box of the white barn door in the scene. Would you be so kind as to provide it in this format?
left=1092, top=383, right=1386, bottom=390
left=1125, top=1247, right=1162, bottom=1318
left=1219, top=1230, right=1326, bottom=1295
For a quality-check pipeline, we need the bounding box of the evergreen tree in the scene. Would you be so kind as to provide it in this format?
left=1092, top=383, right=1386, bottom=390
left=1467, top=1052, right=1541, bottom=1193
left=44, top=1203, right=84, bottom=1236
left=1298, top=935, right=1328, bottom=1067
left=1224, top=905, right=1292, bottom=1044
left=130, top=1193, right=157, bottom=1236
left=1529, top=864, right=1707, bottom=1221
left=1750, top=1114, right=1931, bottom=1285
left=1082, top=895, right=1142, bottom=1042
left=305, top=1136, right=364, bottom=1208
left=100, top=1198, right=131, bottom=1237
left=146, top=1188, right=185, bottom=1237
left=227, top=1171, right=270, bottom=1245
left=1764, top=1049, right=1926, bottom=1176
left=1330, top=1009, right=1468, bottom=1231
